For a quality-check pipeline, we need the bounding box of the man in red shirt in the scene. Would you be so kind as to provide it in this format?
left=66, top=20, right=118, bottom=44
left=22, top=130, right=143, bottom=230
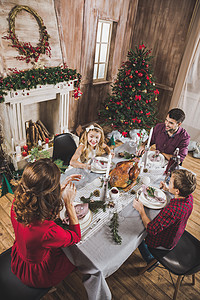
left=133, top=169, right=196, bottom=270
left=138, top=108, right=190, bottom=162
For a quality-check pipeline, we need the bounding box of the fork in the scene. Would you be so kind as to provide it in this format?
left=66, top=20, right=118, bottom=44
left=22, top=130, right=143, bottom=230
left=81, top=218, right=101, bottom=239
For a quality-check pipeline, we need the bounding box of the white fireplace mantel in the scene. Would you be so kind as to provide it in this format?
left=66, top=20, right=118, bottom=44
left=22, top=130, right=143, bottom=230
left=4, top=80, right=77, bottom=149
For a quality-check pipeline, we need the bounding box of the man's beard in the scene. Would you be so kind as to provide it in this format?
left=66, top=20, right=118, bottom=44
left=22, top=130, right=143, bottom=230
left=166, top=126, right=178, bottom=134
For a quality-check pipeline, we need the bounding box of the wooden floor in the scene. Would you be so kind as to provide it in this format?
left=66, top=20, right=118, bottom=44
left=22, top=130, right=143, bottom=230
left=0, top=153, right=200, bottom=300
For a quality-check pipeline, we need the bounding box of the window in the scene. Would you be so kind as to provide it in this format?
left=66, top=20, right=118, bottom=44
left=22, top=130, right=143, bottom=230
left=93, top=20, right=113, bottom=81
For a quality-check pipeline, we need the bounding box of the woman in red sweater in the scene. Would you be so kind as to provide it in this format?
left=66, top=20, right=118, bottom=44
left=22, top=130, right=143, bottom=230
left=11, top=158, right=81, bottom=288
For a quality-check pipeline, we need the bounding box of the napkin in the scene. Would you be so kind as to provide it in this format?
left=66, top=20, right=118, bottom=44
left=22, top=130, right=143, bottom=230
left=62, top=203, right=89, bottom=224
left=141, top=184, right=166, bottom=203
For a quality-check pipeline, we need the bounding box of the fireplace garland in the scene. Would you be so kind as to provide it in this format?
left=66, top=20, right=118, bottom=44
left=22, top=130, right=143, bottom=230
left=0, top=64, right=82, bottom=103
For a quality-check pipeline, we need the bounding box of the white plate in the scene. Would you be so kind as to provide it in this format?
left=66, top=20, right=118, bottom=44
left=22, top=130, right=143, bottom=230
left=60, top=202, right=93, bottom=230
left=147, top=151, right=166, bottom=168
left=91, top=166, right=107, bottom=174
left=91, top=157, right=115, bottom=174
left=137, top=186, right=167, bottom=209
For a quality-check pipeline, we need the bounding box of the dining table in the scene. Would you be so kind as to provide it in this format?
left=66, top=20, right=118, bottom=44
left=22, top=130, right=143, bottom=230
left=61, top=142, right=173, bottom=300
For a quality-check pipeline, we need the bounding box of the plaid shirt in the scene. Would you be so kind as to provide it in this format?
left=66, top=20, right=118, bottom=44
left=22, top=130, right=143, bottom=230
left=145, top=194, right=193, bottom=249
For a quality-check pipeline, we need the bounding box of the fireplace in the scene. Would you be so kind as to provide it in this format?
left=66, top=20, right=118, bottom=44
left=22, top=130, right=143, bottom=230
left=4, top=80, right=77, bottom=169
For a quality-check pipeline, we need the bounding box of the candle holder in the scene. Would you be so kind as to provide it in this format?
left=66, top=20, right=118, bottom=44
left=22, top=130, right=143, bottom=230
left=100, top=175, right=110, bottom=202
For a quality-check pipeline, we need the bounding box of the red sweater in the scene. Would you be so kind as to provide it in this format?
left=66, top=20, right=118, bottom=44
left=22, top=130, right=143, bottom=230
left=11, top=202, right=81, bottom=288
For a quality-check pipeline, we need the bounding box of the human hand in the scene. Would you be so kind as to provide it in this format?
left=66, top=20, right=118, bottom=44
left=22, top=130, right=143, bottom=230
left=85, top=164, right=91, bottom=170
left=111, top=150, right=115, bottom=158
left=160, top=181, right=168, bottom=191
left=133, top=198, right=144, bottom=214
left=61, top=174, right=82, bottom=192
left=62, top=182, right=76, bottom=206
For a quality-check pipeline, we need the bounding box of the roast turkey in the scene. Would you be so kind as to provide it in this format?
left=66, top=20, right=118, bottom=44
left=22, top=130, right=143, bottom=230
left=109, top=159, right=140, bottom=191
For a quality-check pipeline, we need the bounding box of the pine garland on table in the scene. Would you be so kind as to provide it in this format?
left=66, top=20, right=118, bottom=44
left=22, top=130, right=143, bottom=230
left=80, top=194, right=107, bottom=214
left=109, top=212, right=122, bottom=244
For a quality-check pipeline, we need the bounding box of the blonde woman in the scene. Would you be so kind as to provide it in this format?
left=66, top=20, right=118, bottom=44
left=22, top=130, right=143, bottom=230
left=70, top=123, right=112, bottom=170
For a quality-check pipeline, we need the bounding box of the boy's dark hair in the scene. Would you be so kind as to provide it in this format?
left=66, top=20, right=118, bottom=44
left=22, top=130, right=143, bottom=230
left=168, top=108, right=185, bottom=123
left=172, top=169, right=196, bottom=197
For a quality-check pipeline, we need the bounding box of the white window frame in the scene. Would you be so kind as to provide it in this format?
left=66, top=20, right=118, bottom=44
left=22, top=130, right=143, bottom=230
left=93, top=19, right=113, bottom=82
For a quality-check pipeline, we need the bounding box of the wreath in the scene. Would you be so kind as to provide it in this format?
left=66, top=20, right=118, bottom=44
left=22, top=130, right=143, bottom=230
left=3, top=5, right=51, bottom=63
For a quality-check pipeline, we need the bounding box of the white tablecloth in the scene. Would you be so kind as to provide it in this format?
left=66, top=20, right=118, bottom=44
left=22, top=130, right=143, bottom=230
left=61, top=143, right=171, bottom=300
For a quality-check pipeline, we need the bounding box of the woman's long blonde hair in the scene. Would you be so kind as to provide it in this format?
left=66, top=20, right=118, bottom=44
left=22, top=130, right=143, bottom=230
left=13, top=158, right=62, bottom=225
left=80, top=123, right=105, bottom=162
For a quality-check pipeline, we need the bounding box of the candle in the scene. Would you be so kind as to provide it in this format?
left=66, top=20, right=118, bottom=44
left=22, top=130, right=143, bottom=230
left=105, top=153, right=112, bottom=179
left=23, top=144, right=28, bottom=152
left=16, top=145, right=21, bottom=155
left=11, top=138, right=15, bottom=153
left=146, top=127, right=153, bottom=149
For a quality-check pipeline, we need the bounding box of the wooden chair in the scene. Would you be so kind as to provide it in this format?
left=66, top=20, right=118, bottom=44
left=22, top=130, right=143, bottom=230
left=52, top=133, right=77, bottom=165
left=0, top=247, right=51, bottom=300
left=139, top=230, right=200, bottom=300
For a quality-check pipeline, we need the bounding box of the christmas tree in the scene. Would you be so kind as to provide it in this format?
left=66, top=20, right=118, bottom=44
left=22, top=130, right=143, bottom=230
left=100, top=44, right=159, bottom=136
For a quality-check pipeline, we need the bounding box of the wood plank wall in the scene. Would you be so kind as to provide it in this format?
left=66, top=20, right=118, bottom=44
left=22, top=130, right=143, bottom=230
left=0, top=0, right=62, bottom=73
left=131, top=0, right=197, bottom=120
left=0, top=0, right=198, bottom=130
left=55, top=0, right=139, bottom=126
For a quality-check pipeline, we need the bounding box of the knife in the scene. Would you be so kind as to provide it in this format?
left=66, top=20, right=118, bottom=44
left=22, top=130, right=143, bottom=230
left=81, top=218, right=101, bottom=239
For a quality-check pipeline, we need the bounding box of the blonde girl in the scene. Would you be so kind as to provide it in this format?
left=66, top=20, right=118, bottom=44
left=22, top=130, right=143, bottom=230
left=70, top=123, right=112, bottom=170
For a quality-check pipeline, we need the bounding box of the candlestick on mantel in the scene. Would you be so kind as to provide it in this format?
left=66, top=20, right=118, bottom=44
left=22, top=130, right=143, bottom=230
left=16, top=145, right=21, bottom=155
left=11, top=138, right=15, bottom=153
left=146, top=127, right=153, bottom=149
left=105, top=153, right=112, bottom=179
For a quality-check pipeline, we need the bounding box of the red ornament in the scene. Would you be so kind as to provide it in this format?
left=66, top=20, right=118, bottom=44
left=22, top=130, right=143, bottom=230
left=22, top=151, right=28, bottom=157
left=45, top=138, right=49, bottom=144
left=23, top=145, right=28, bottom=152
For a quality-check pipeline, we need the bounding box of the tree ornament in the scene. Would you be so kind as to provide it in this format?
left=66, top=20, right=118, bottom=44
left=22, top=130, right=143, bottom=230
left=100, top=44, right=159, bottom=131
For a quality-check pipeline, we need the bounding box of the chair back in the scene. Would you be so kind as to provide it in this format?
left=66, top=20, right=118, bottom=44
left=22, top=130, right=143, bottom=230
left=52, top=133, right=77, bottom=165
left=149, top=230, right=200, bottom=276
left=0, top=247, right=50, bottom=300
